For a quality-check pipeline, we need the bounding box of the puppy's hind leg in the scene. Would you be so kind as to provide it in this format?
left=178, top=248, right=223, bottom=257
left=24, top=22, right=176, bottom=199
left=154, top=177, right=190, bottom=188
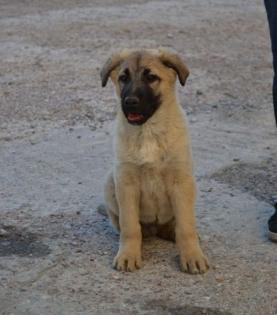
left=104, top=172, right=120, bottom=232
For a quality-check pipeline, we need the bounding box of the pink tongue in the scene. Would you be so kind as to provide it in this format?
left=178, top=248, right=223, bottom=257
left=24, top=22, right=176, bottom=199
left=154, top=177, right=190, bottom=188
left=127, top=113, right=143, bottom=121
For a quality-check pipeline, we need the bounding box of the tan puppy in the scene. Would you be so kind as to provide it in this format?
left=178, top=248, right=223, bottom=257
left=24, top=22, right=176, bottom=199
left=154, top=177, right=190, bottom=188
left=100, top=48, right=209, bottom=274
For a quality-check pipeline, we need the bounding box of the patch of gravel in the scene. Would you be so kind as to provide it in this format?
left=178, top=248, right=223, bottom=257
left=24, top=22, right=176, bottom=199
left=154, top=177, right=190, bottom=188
left=211, top=158, right=277, bottom=204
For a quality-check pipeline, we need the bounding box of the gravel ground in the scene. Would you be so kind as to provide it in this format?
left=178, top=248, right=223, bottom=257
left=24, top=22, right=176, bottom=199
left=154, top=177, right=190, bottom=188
left=0, top=1, right=277, bottom=314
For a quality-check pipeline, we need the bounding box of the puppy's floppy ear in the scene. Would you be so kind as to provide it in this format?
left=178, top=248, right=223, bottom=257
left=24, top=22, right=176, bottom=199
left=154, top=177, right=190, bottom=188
left=100, top=53, right=123, bottom=87
left=159, top=48, right=189, bottom=86
left=100, top=49, right=133, bottom=87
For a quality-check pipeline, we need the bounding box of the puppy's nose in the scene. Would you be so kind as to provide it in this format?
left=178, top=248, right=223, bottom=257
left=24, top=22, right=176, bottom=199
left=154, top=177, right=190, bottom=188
left=124, top=96, right=139, bottom=109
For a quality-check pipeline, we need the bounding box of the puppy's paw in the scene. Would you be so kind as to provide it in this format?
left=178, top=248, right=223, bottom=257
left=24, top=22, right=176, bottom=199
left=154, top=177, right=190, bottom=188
left=180, top=247, right=209, bottom=274
left=113, top=250, right=142, bottom=272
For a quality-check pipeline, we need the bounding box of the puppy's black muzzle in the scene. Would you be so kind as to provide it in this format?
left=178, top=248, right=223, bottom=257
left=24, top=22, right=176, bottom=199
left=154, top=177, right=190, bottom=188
left=121, top=83, right=161, bottom=125
left=122, top=96, right=146, bottom=125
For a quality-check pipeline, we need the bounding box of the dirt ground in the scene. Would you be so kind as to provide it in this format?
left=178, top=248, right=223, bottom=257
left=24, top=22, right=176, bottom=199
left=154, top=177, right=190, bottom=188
left=0, top=0, right=277, bottom=314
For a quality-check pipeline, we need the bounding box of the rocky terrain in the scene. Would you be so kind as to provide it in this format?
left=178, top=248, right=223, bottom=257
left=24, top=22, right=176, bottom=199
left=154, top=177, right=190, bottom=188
left=0, top=1, right=276, bottom=314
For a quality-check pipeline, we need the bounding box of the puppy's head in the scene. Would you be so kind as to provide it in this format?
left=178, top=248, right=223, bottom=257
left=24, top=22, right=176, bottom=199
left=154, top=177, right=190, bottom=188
left=100, top=48, right=189, bottom=125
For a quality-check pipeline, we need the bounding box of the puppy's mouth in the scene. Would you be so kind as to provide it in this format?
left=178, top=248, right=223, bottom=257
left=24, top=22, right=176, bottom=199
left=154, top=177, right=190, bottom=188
left=126, top=112, right=146, bottom=125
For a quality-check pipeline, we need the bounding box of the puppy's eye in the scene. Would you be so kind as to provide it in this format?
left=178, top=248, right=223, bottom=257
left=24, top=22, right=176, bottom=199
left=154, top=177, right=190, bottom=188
left=145, top=73, right=159, bottom=83
left=119, top=73, right=129, bottom=83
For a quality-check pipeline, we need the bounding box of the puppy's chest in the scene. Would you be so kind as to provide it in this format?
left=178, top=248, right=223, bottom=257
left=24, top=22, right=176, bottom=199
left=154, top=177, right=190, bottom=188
left=124, top=132, right=167, bottom=165
left=139, top=166, right=172, bottom=224
left=137, top=139, right=163, bottom=164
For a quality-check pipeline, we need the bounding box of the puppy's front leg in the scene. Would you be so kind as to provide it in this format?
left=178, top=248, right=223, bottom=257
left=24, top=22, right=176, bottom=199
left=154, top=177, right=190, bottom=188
left=113, top=167, right=142, bottom=272
left=169, top=172, right=209, bottom=274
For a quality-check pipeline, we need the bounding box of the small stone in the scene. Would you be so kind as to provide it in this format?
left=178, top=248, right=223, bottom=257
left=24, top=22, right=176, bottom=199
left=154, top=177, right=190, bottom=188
left=3, top=136, right=12, bottom=142
left=0, top=228, right=8, bottom=236
left=79, top=269, right=89, bottom=276
left=215, top=275, right=225, bottom=283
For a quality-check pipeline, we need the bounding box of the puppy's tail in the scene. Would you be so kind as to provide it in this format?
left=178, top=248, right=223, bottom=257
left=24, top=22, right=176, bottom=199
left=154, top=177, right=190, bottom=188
left=97, top=204, right=108, bottom=217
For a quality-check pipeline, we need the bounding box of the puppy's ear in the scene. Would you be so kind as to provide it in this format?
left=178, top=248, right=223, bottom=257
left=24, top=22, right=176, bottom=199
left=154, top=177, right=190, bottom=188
left=159, top=48, right=189, bottom=86
left=101, top=50, right=133, bottom=87
left=100, top=53, right=123, bottom=87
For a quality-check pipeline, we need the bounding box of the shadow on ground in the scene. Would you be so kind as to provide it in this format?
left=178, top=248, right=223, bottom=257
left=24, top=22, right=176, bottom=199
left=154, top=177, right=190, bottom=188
left=211, top=158, right=277, bottom=203
left=0, top=225, right=50, bottom=257
left=141, top=299, right=232, bottom=315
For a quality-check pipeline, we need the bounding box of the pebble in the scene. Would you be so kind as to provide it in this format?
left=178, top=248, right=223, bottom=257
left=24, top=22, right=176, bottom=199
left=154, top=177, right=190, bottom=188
left=0, top=228, right=8, bottom=236
left=79, top=269, right=89, bottom=276
left=215, top=275, right=225, bottom=283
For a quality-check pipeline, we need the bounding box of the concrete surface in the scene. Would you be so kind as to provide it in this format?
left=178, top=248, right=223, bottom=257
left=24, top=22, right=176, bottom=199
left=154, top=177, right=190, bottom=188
left=0, top=0, right=276, bottom=314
